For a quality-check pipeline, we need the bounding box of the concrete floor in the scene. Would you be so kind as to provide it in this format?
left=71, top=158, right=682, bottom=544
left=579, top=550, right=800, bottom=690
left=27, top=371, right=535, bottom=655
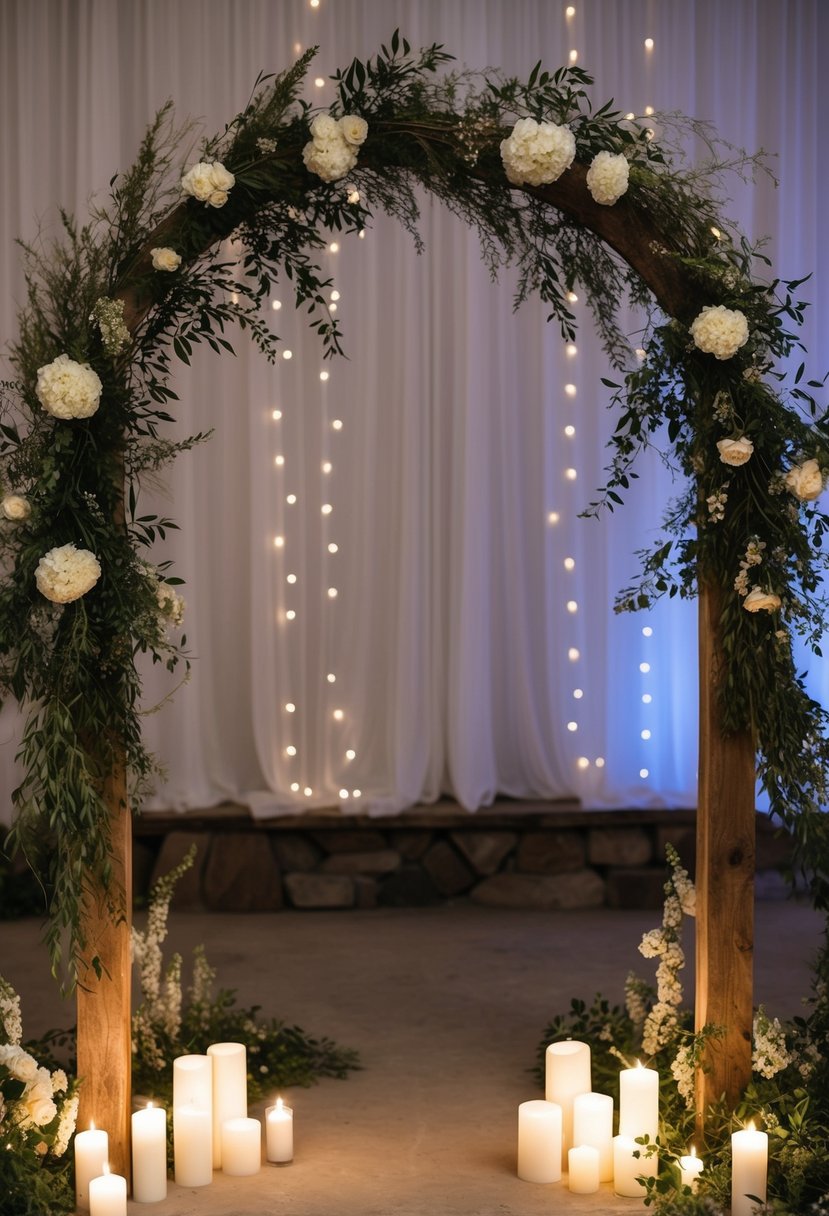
left=1, top=901, right=823, bottom=1215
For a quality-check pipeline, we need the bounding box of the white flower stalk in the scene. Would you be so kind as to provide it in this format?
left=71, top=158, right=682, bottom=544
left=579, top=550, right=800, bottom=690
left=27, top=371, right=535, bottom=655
left=638, top=844, right=695, bottom=1057
left=35, top=353, right=102, bottom=419
left=0, top=976, right=23, bottom=1043
left=752, top=1006, right=793, bottom=1079
left=157, top=582, right=186, bottom=627
left=586, top=150, right=630, bottom=205
left=181, top=160, right=235, bottom=207
left=500, top=117, right=576, bottom=186
left=35, top=543, right=101, bottom=604
left=690, top=304, right=749, bottom=360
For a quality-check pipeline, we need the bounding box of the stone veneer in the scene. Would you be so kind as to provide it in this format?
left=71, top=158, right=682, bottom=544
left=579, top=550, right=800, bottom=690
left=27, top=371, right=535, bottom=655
left=133, top=800, right=797, bottom=912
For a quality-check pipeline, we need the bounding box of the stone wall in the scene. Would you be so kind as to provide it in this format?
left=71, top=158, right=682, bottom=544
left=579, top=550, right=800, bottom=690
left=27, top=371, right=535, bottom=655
left=133, top=802, right=797, bottom=912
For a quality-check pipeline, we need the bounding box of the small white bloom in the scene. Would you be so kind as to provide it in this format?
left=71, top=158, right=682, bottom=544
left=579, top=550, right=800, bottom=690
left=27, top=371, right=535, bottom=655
left=785, top=457, right=824, bottom=502
left=35, top=543, right=101, bottom=604
left=181, top=160, right=235, bottom=208
left=339, top=114, right=369, bottom=146
left=1, top=494, right=31, bottom=521
left=50, top=1069, right=68, bottom=1095
left=500, top=117, right=576, bottom=187
left=310, top=113, right=341, bottom=144
left=690, top=305, right=749, bottom=360
left=0, top=1044, right=39, bottom=1083
left=36, top=353, right=102, bottom=420
left=150, top=247, right=182, bottom=272
left=586, top=150, right=630, bottom=205
left=717, top=436, right=754, bottom=466
left=743, top=586, right=781, bottom=613
left=156, top=582, right=185, bottom=627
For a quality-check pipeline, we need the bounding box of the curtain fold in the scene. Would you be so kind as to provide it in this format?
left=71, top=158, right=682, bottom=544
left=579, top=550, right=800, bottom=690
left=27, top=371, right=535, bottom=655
left=0, top=0, right=825, bottom=821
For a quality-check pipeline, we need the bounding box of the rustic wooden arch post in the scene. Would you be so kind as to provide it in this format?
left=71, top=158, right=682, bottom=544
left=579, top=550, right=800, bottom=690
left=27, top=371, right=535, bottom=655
left=76, top=134, right=756, bottom=1175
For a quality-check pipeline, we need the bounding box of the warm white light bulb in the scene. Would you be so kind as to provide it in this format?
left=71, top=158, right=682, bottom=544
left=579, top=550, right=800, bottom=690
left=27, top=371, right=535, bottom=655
left=564, top=557, right=575, bottom=571
left=625, top=112, right=636, bottom=121
left=348, top=190, right=360, bottom=204
left=271, top=299, right=282, bottom=311
left=290, top=781, right=300, bottom=792
left=328, top=542, right=338, bottom=554
left=327, top=673, right=336, bottom=683
left=274, top=454, right=284, bottom=466
left=358, top=230, right=366, bottom=239
left=314, top=77, right=325, bottom=88
left=565, top=383, right=577, bottom=397
left=565, top=468, right=577, bottom=481
left=345, top=749, right=356, bottom=760
left=577, top=756, right=589, bottom=769
left=286, top=573, right=297, bottom=584
left=352, top=789, right=362, bottom=797
left=642, top=626, right=653, bottom=637
left=566, top=290, right=579, bottom=303
left=569, top=48, right=578, bottom=63
left=639, top=662, right=650, bottom=673
left=567, top=721, right=578, bottom=732
left=304, top=786, right=313, bottom=797
left=327, top=587, right=338, bottom=598
left=320, top=370, right=330, bottom=382
left=644, top=37, right=654, bottom=50
left=644, top=105, right=654, bottom=116
left=329, top=241, right=339, bottom=253
left=286, top=493, right=297, bottom=505
left=568, top=647, right=580, bottom=661
left=272, top=408, right=282, bottom=420
left=285, top=702, right=296, bottom=713
left=642, top=693, right=652, bottom=704
left=641, top=729, right=651, bottom=740
left=322, top=461, right=333, bottom=473
left=321, top=503, right=333, bottom=515
left=282, top=349, right=292, bottom=360
left=332, top=419, right=343, bottom=430
left=566, top=600, right=578, bottom=614
left=285, top=745, right=297, bottom=757
left=564, top=424, right=576, bottom=437
left=329, top=302, right=337, bottom=313
left=330, top=290, right=340, bottom=302
left=595, top=757, right=605, bottom=768
left=565, top=4, right=576, bottom=15
left=640, top=768, right=649, bottom=779
left=339, top=788, right=349, bottom=799
left=333, top=709, right=344, bottom=721
left=573, top=688, right=583, bottom=699
left=548, top=511, right=560, bottom=525
left=286, top=609, right=296, bottom=621
left=566, top=342, right=578, bottom=357
left=274, top=535, right=284, bottom=548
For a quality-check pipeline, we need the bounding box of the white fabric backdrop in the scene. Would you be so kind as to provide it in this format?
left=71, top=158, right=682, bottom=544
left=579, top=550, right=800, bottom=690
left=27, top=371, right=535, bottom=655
left=0, top=0, right=826, bottom=820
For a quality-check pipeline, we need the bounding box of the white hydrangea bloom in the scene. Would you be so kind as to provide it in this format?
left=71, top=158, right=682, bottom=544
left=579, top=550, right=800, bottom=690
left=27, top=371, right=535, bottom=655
left=500, top=117, right=576, bottom=187
left=586, top=150, right=630, bottom=204
left=35, top=543, right=101, bottom=604
left=35, top=353, right=102, bottom=420
left=690, top=305, right=749, bottom=360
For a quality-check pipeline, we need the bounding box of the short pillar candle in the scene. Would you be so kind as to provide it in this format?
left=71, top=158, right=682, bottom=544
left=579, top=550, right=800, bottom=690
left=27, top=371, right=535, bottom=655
left=679, top=1146, right=704, bottom=1193
left=221, top=1117, right=261, bottom=1177
left=207, top=1042, right=247, bottom=1169
left=613, top=1134, right=658, bottom=1197
left=266, top=1098, right=294, bottom=1164
left=545, top=1039, right=591, bottom=1165
left=174, top=1105, right=212, bottom=1187
left=131, top=1103, right=167, bottom=1204
left=88, top=1167, right=127, bottom=1216
left=573, top=1091, right=614, bottom=1182
left=731, top=1124, right=768, bottom=1216
left=74, top=1125, right=109, bottom=1211
left=568, top=1144, right=600, bottom=1194
left=517, top=1099, right=562, bottom=1184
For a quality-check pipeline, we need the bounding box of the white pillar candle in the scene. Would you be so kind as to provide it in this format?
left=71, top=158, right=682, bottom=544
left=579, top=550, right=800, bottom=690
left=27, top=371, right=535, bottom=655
left=619, top=1061, right=659, bottom=1142
left=679, top=1145, right=704, bottom=1193
left=131, top=1103, right=167, bottom=1204
left=613, top=1134, right=658, bottom=1197
left=568, top=1144, right=600, bottom=1193
left=266, top=1098, right=294, bottom=1163
left=517, top=1099, right=562, bottom=1184
left=573, top=1091, right=614, bottom=1182
left=221, top=1117, right=261, bottom=1176
left=207, top=1042, right=247, bottom=1168
left=174, top=1105, right=213, bottom=1187
left=74, top=1124, right=109, bottom=1210
left=88, top=1167, right=127, bottom=1216
left=173, top=1053, right=213, bottom=1112
left=545, top=1039, right=591, bottom=1164
left=731, top=1124, right=768, bottom=1216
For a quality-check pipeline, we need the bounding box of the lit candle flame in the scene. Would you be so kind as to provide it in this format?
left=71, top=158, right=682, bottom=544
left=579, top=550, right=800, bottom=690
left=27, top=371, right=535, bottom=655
left=89, top=1120, right=96, bottom=1131
left=690, top=1145, right=697, bottom=1159
left=747, top=1120, right=756, bottom=1133
left=276, top=1097, right=283, bottom=1113
left=147, top=1101, right=153, bottom=1110
left=103, top=1163, right=111, bottom=1177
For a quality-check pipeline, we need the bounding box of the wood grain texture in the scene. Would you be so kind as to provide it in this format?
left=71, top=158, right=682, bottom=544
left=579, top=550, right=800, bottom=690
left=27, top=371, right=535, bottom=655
left=695, top=580, right=756, bottom=1127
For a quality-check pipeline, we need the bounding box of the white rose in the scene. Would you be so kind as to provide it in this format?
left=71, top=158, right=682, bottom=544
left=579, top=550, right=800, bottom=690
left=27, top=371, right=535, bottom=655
left=150, top=247, right=182, bottom=272
left=181, top=160, right=235, bottom=207
left=690, top=305, right=750, bottom=360
left=500, top=117, right=576, bottom=187
left=0, top=1044, right=39, bottom=1083
left=339, top=115, right=368, bottom=146
left=35, top=543, right=101, bottom=604
left=1, top=494, right=31, bottom=521
left=24, top=1077, right=57, bottom=1128
left=743, top=586, right=781, bottom=613
left=209, top=162, right=235, bottom=192
left=586, top=150, right=630, bottom=205
left=717, top=436, right=754, bottom=466
left=785, top=457, right=824, bottom=502
left=35, top=353, right=102, bottom=420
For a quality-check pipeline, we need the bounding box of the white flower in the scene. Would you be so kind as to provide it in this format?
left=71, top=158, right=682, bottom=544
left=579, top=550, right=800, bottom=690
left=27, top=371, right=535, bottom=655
left=35, top=543, right=101, bottom=604
left=0, top=979, right=23, bottom=1044
left=157, top=582, right=185, bottom=627
left=690, top=305, right=749, bottom=360
left=500, top=117, right=576, bottom=187
left=1, top=494, right=31, bottom=521
left=52, top=1094, right=79, bottom=1157
left=35, top=353, right=102, bottom=420
left=310, top=113, right=341, bottom=143
left=785, top=458, right=825, bottom=502
left=50, top=1069, right=68, bottom=1095
left=22, top=1070, right=58, bottom=1128
left=181, top=160, right=235, bottom=208
left=339, top=114, right=368, bottom=146
left=0, top=1044, right=39, bottom=1083
left=743, top=586, right=781, bottom=613
left=753, top=1007, right=793, bottom=1079
left=586, top=150, right=630, bottom=205
left=150, top=247, right=182, bottom=272
left=717, top=436, right=754, bottom=466
left=639, top=927, right=667, bottom=959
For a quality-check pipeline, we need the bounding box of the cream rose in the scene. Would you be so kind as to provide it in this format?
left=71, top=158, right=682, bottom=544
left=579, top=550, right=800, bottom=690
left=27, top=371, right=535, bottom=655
left=181, top=160, right=235, bottom=208
left=35, top=353, right=102, bottom=420
left=785, top=457, right=824, bottom=502
left=35, top=543, right=101, bottom=604
left=150, top=247, right=182, bottom=272
left=690, top=305, right=750, bottom=360
left=743, top=586, right=781, bottom=613
left=2, top=494, right=31, bottom=521
left=586, top=150, right=630, bottom=205
left=339, top=114, right=368, bottom=146
left=0, top=1043, right=39, bottom=1083
left=717, top=436, right=754, bottom=466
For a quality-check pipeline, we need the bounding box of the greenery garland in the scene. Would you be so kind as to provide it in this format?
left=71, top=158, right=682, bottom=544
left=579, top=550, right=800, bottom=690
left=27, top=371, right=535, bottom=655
left=1, top=33, right=828, bottom=988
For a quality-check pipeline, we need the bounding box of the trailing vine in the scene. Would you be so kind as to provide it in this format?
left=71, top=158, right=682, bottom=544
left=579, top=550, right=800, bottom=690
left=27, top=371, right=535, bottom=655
left=1, top=33, right=827, bottom=989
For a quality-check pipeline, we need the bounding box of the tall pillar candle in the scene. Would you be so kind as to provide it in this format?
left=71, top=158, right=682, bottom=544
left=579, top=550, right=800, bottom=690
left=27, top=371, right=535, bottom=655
left=568, top=1145, right=600, bottom=1194
left=731, top=1124, right=768, bottom=1216
left=173, top=1054, right=213, bottom=1184
left=613, top=1134, right=658, bottom=1197
left=517, top=1100, right=562, bottom=1184
left=222, top=1117, right=261, bottom=1176
left=89, top=1167, right=127, bottom=1216
left=207, top=1042, right=247, bottom=1168
left=131, top=1103, right=167, bottom=1203
left=74, top=1124, right=109, bottom=1210
left=266, top=1099, right=294, bottom=1163
left=619, top=1061, right=659, bottom=1143
left=573, top=1091, right=614, bottom=1182
left=545, top=1040, right=591, bottom=1165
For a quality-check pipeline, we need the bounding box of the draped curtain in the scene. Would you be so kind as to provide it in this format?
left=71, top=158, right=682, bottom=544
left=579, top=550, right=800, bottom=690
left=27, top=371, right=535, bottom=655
left=0, top=0, right=826, bottom=821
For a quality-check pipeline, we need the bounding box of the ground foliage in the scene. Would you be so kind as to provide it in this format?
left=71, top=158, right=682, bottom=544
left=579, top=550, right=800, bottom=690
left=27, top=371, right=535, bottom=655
left=0, top=33, right=827, bottom=987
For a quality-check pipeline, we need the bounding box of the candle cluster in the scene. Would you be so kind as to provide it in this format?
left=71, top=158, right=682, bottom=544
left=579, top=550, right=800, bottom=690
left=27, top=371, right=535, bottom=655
left=74, top=1041, right=294, bottom=1212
